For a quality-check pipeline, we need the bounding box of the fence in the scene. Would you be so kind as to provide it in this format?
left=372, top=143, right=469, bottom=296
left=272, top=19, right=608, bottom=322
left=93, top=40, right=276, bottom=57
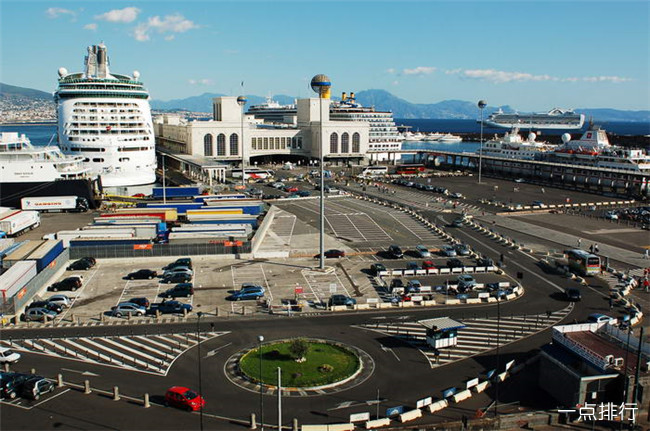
left=69, top=242, right=251, bottom=259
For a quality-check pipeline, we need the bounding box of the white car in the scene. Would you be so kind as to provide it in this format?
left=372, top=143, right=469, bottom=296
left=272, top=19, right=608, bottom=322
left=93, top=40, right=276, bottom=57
left=162, top=267, right=193, bottom=278
left=0, top=347, right=20, bottom=364
left=47, top=294, right=72, bottom=308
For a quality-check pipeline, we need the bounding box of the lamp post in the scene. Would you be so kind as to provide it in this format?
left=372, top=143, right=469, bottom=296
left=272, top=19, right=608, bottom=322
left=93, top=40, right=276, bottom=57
left=495, top=293, right=500, bottom=419
left=196, top=312, right=204, bottom=431
left=162, top=153, right=167, bottom=204
left=478, top=100, right=487, bottom=184
left=258, top=335, right=265, bottom=430
left=237, top=96, right=247, bottom=188
left=311, top=74, right=331, bottom=270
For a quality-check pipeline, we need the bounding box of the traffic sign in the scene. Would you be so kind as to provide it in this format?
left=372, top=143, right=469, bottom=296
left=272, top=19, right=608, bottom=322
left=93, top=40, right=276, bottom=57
left=295, top=286, right=304, bottom=294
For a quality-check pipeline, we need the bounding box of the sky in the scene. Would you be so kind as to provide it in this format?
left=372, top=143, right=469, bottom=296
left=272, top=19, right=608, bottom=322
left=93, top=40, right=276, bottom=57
left=1, top=0, right=648, bottom=111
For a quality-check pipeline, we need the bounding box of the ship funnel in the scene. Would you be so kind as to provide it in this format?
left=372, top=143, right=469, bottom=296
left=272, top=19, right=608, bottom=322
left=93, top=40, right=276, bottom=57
left=342, top=92, right=347, bottom=101
left=350, top=92, right=355, bottom=100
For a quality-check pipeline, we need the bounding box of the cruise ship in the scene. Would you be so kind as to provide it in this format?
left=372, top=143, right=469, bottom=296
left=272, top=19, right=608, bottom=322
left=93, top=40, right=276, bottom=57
left=248, top=92, right=403, bottom=159
left=482, top=108, right=585, bottom=130
left=0, top=132, right=99, bottom=208
left=480, top=129, right=556, bottom=160
left=55, top=44, right=157, bottom=187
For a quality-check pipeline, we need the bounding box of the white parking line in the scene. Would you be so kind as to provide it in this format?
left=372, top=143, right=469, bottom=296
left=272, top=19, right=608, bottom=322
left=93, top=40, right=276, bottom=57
left=260, top=265, right=273, bottom=302
left=54, top=267, right=100, bottom=323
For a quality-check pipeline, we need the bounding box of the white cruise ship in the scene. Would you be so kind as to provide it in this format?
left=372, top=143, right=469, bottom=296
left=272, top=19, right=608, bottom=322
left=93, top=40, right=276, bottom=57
left=0, top=132, right=98, bottom=208
left=55, top=44, right=157, bottom=187
left=483, top=108, right=585, bottom=130
left=480, top=128, right=556, bottom=160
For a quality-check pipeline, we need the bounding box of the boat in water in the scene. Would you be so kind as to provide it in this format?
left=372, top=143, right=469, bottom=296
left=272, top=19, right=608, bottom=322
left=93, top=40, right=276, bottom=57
left=480, top=128, right=556, bottom=160
left=482, top=108, right=585, bottom=130
left=0, top=132, right=100, bottom=208
left=55, top=43, right=157, bottom=187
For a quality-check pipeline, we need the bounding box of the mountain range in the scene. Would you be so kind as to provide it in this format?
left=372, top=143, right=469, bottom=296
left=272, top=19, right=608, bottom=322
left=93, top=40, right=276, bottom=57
left=2, top=82, right=649, bottom=122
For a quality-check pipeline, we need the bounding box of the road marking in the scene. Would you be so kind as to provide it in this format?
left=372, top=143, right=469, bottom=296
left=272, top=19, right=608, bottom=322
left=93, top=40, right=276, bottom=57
left=205, top=342, right=233, bottom=358
left=60, top=368, right=99, bottom=376
left=380, top=344, right=400, bottom=361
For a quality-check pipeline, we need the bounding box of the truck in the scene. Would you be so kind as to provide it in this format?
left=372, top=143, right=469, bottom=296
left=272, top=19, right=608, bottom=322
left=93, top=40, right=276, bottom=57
left=2, top=240, right=46, bottom=269
left=0, top=260, right=37, bottom=302
left=0, top=210, right=40, bottom=237
left=152, top=187, right=201, bottom=200
left=20, top=196, right=89, bottom=212
left=27, top=240, right=64, bottom=272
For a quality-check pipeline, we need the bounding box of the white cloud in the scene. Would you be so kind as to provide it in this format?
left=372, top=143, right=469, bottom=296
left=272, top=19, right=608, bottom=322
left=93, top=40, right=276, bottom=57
left=386, top=68, right=396, bottom=74
left=403, top=66, right=437, bottom=76
left=392, top=80, right=399, bottom=86
left=447, top=68, right=631, bottom=84
left=95, top=7, right=140, bottom=23
left=84, top=23, right=97, bottom=31
left=188, top=79, right=213, bottom=85
left=45, top=7, right=76, bottom=20
left=133, top=14, right=199, bottom=42
left=581, top=76, right=632, bottom=83
left=164, top=35, right=175, bottom=41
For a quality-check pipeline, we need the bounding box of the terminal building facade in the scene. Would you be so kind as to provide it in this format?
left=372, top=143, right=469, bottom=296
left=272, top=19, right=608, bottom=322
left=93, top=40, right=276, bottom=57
left=154, top=96, right=370, bottom=184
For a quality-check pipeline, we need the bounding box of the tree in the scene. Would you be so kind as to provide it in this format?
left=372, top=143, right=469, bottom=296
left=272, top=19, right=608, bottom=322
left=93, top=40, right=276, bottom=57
left=289, top=338, right=309, bottom=361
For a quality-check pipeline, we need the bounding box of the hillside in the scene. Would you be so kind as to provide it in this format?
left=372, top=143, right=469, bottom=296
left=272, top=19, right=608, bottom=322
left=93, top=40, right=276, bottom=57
left=0, top=82, right=52, bottom=100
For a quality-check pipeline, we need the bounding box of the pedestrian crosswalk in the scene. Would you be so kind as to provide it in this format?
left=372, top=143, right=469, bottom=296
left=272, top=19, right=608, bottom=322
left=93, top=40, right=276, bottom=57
left=0, top=331, right=229, bottom=375
left=359, top=305, right=573, bottom=368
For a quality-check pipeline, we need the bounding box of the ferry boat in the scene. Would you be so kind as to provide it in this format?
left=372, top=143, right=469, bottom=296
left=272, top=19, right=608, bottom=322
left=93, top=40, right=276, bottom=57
left=0, top=132, right=99, bottom=208
left=482, top=108, right=585, bottom=130
left=55, top=44, right=157, bottom=187
left=480, top=128, right=556, bottom=160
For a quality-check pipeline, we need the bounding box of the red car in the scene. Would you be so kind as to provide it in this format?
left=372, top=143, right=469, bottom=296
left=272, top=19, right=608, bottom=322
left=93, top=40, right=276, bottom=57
left=284, top=186, right=299, bottom=193
left=164, top=386, right=205, bottom=412
left=131, top=193, right=146, bottom=198
left=422, top=260, right=436, bottom=270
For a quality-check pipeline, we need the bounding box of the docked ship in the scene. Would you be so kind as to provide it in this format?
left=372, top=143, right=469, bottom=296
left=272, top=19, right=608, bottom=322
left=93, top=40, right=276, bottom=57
left=480, top=128, right=556, bottom=160
left=55, top=44, right=157, bottom=188
left=0, top=132, right=99, bottom=208
left=482, top=108, right=585, bottom=130
left=248, top=92, right=403, bottom=160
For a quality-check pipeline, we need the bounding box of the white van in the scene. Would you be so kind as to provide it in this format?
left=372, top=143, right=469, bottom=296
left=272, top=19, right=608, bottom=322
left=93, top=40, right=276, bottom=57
left=360, top=166, right=388, bottom=177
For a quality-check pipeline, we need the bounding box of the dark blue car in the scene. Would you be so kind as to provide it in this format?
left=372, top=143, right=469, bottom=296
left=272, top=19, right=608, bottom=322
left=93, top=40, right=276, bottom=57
left=227, top=285, right=265, bottom=301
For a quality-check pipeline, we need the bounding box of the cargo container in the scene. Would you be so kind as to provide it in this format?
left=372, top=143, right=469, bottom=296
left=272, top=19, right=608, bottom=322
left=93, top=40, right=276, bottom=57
left=172, top=223, right=253, bottom=234
left=0, top=260, right=37, bottom=302
left=193, top=194, right=247, bottom=203
left=201, top=201, right=263, bottom=215
left=83, top=225, right=157, bottom=238
left=27, top=240, right=64, bottom=272
left=142, top=203, right=205, bottom=215
left=56, top=229, right=137, bottom=247
left=187, top=216, right=259, bottom=227
left=69, top=238, right=153, bottom=247
left=21, top=196, right=89, bottom=212
left=92, top=220, right=167, bottom=234
left=2, top=240, right=46, bottom=269
left=0, top=210, right=40, bottom=237
left=94, top=217, right=162, bottom=224
left=100, top=208, right=177, bottom=222
left=152, top=187, right=201, bottom=199
left=185, top=209, right=245, bottom=221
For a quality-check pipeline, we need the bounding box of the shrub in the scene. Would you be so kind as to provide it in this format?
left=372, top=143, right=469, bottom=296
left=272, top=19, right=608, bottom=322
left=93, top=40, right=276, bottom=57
left=289, top=338, right=309, bottom=360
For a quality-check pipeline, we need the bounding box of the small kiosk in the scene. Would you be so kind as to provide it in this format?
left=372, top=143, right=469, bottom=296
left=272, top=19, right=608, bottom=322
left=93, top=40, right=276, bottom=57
left=419, top=317, right=466, bottom=349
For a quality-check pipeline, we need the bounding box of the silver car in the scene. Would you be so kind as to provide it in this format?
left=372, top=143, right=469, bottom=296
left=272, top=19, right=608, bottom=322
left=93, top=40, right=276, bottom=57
left=162, top=266, right=193, bottom=278
left=23, top=308, right=57, bottom=322
left=47, top=294, right=72, bottom=308
left=415, top=245, right=431, bottom=258
left=111, top=303, right=146, bottom=318
left=440, top=245, right=457, bottom=257
left=454, top=243, right=471, bottom=256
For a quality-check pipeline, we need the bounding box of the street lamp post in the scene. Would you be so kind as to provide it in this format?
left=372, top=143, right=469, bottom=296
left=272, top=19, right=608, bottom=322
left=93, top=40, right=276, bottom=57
left=311, top=74, right=331, bottom=270
left=495, top=293, right=500, bottom=419
left=478, top=100, right=487, bottom=184
left=237, top=96, right=247, bottom=188
left=258, top=335, right=265, bottom=430
left=197, top=312, right=204, bottom=431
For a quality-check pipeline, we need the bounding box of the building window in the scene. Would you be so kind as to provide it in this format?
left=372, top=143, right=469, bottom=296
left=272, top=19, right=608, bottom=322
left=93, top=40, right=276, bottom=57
left=281, top=137, right=287, bottom=149
left=297, top=137, right=303, bottom=149
left=352, top=132, right=360, bottom=152
left=330, top=132, right=338, bottom=154
left=274, top=137, right=279, bottom=150
left=217, top=133, right=226, bottom=156
left=230, top=133, right=239, bottom=156
left=253, top=137, right=258, bottom=150
left=264, top=137, right=269, bottom=150
left=341, top=132, right=350, bottom=153
left=204, top=134, right=214, bottom=156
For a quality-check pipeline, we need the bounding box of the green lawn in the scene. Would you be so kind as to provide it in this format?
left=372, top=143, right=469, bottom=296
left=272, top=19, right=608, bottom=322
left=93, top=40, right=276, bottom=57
left=239, top=341, right=360, bottom=387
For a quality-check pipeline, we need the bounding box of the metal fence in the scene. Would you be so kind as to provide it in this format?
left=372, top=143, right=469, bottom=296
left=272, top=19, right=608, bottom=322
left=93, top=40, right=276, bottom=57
left=69, top=242, right=251, bottom=259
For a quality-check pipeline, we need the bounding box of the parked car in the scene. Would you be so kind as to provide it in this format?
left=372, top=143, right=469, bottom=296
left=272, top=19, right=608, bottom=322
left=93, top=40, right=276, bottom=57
left=126, top=269, right=157, bottom=280
left=388, top=245, right=404, bottom=259
left=27, top=301, right=63, bottom=314
left=565, top=288, right=582, bottom=302
left=0, top=372, right=29, bottom=399
left=297, top=190, right=311, bottom=197
left=164, top=386, right=205, bottom=412
left=159, top=283, right=194, bottom=298
left=440, top=245, right=457, bottom=257
left=271, top=182, right=284, bottom=189
left=476, top=257, right=495, bottom=267
left=406, top=280, right=422, bottom=294
left=587, top=313, right=615, bottom=324
left=160, top=272, right=193, bottom=284
left=371, top=263, right=386, bottom=275
left=47, top=294, right=72, bottom=308
left=21, top=376, right=55, bottom=400
left=163, top=258, right=193, bottom=270
left=450, top=192, right=464, bottom=199
left=389, top=278, right=404, bottom=291
left=532, top=200, right=544, bottom=207
left=128, top=297, right=150, bottom=308
left=111, top=303, right=146, bottom=317
left=415, top=245, right=431, bottom=258
left=47, top=277, right=82, bottom=292
left=284, top=186, right=299, bottom=193
left=422, top=260, right=436, bottom=270
left=406, top=261, right=419, bottom=271
left=315, top=249, right=345, bottom=259
left=454, top=243, right=471, bottom=256
left=328, top=294, right=356, bottom=306
left=148, top=300, right=193, bottom=315
left=162, top=266, right=193, bottom=278
left=67, top=258, right=95, bottom=271
left=0, top=347, right=20, bottom=364
left=227, top=285, right=265, bottom=301
left=451, top=218, right=464, bottom=228
left=22, top=307, right=57, bottom=322
left=446, top=258, right=464, bottom=269
left=457, top=275, right=476, bottom=291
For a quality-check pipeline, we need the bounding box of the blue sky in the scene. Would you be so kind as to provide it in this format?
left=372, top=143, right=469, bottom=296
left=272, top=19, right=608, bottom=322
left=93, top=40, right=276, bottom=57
left=1, top=0, right=648, bottom=111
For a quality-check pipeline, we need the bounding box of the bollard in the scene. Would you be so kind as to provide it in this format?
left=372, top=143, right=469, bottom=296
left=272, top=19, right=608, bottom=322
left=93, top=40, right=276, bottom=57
left=292, top=418, right=299, bottom=431
left=143, top=393, right=150, bottom=408
left=215, top=307, right=220, bottom=317
left=84, top=380, right=91, bottom=394
left=183, top=308, right=187, bottom=317
left=30, top=368, right=36, bottom=374
left=250, top=413, right=257, bottom=429
left=100, top=313, right=105, bottom=323
left=156, top=310, right=160, bottom=319
left=3, top=363, right=9, bottom=372
left=57, top=373, right=64, bottom=388
left=113, top=386, right=120, bottom=401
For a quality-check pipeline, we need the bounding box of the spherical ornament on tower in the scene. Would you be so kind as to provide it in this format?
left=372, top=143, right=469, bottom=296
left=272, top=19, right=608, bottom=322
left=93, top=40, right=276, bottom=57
left=478, top=100, right=487, bottom=109
left=237, top=96, right=247, bottom=106
left=310, top=74, right=331, bottom=98
left=132, top=70, right=140, bottom=80
left=58, top=67, right=68, bottom=78
left=561, top=133, right=571, bottom=143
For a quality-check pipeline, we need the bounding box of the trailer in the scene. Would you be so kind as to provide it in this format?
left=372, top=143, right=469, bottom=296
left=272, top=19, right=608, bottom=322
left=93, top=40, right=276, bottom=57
left=2, top=240, right=46, bottom=269
left=185, top=209, right=245, bottom=221
left=193, top=194, right=247, bottom=203
left=187, top=215, right=259, bottom=227
left=201, top=201, right=263, bottom=215
left=142, top=203, right=205, bottom=215
left=91, top=220, right=167, bottom=234
left=100, top=208, right=177, bottom=222
left=21, top=196, right=89, bottom=212
left=27, top=240, right=64, bottom=272
left=69, top=238, right=153, bottom=247
left=94, top=217, right=163, bottom=224
left=172, top=223, right=252, bottom=234
left=0, top=260, right=37, bottom=303
left=83, top=225, right=157, bottom=238
left=152, top=186, right=201, bottom=199
left=0, top=210, right=41, bottom=237
left=56, top=229, right=138, bottom=247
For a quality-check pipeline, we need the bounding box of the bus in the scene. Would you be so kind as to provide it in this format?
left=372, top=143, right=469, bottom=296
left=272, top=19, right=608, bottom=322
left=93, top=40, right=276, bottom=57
left=565, top=249, right=601, bottom=276
left=359, top=166, right=388, bottom=177
left=396, top=164, right=426, bottom=175
left=230, top=168, right=274, bottom=180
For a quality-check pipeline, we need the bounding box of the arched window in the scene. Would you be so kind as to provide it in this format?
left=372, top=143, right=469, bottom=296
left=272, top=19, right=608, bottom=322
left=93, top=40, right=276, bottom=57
left=352, top=132, right=360, bottom=153
left=203, top=134, right=213, bottom=156
left=330, top=132, right=338, bottom=154
left=229, top=133, right=239, bottom=156
left=217, top=134, right=226, bottom=156
left=341, top=132, right=350, bottom=153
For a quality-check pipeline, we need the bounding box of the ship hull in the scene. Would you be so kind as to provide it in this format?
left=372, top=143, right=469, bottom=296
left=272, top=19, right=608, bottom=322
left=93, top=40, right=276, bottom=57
left=483, top=120, right=584, bottom=130
left=0, top=179, right=99, bottom=209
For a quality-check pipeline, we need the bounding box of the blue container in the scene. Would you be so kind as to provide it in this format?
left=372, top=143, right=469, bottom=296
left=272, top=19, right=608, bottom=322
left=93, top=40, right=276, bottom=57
left=146, top=203, right=204, bottom=215
left=70, top=239, right=152, bottom=247
left=152, top=187, right=201, bottom=199
left=188, top=218, right=258, bottom=227
left=28, top=240, right=64, bottom=272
